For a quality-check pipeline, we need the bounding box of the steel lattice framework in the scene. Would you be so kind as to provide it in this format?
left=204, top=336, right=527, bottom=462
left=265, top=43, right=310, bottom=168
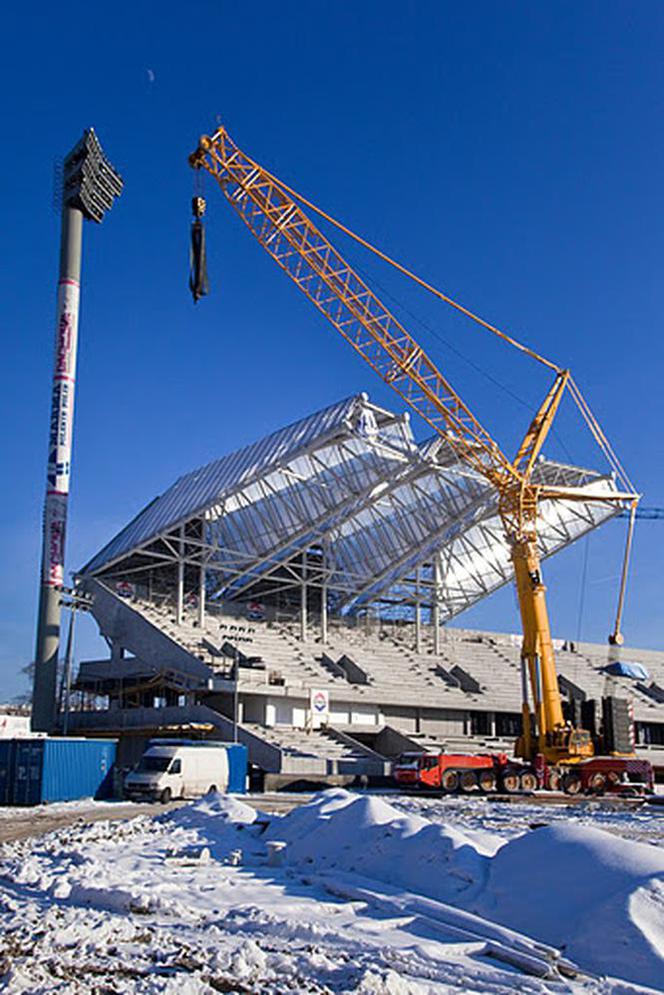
left=81, top=394, right=619, bottom=622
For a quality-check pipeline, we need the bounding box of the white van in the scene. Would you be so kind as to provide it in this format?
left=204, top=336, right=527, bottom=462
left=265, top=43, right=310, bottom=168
left=124, top=743, right=230, bottom=803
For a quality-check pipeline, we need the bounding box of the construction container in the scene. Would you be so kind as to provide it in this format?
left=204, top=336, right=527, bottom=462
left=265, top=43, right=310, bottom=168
left=0, top=740, right=13, bottom=805
left=7, top=738, right=117, bottom=806
left=226, top=743, right=248, bottom=794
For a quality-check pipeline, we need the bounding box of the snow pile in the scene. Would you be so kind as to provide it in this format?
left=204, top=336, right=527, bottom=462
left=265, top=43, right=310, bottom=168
left=166, top=791, right=257, bottom=828
left=266, top=789, right=500, bottom=904
left=477, top=823, right=664, bottom=989
left=2, top=788, right=664, bottom=992
left=263, top=790, right=664, bottom=987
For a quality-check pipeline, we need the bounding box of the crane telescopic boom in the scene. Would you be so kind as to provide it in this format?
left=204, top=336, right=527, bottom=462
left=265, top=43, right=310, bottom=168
left=189, top=124, right=638, bottom=766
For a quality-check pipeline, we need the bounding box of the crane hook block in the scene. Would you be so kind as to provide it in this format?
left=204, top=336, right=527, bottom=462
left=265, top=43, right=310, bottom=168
left=189, top=197, right=209, bottom=304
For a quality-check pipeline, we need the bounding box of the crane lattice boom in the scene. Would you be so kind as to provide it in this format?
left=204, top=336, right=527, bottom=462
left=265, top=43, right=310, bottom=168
left=190, top=123, right=639, bottom=764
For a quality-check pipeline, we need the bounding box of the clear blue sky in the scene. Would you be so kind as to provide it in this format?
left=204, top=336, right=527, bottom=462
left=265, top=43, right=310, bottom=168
left=2, top=1, right=663, bottom=700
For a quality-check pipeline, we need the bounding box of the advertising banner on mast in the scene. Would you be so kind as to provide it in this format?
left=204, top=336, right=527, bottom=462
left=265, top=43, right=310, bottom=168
left=42, top=277, right=80, bottom=587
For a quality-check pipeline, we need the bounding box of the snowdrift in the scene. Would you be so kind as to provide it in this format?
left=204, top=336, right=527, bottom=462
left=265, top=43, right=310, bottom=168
left=260, top=790, right=664, bottom=988
left=265, top=789, right=497, bottom=904
left=477, top=822, right=664, bottom=988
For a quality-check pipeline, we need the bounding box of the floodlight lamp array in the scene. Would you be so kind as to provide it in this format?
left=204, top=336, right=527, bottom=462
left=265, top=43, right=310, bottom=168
left=62, top=128, right=123, bottom=223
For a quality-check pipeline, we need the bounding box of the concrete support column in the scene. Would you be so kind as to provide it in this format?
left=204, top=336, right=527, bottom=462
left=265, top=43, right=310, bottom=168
left=111, top=640, right=124, bottom=663
left=176, top=525, right=185, bottom=625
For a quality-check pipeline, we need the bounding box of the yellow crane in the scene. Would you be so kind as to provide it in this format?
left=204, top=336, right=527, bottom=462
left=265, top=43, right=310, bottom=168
left=189, top=124, right=647, bottom=789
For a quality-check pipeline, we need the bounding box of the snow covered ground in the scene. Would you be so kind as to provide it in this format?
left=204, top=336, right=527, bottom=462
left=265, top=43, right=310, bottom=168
left=0, top=791, right=662, bottom=993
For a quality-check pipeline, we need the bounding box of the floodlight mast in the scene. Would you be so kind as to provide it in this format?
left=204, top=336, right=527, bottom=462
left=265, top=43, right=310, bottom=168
left=32, top=129, right=122, bottom=733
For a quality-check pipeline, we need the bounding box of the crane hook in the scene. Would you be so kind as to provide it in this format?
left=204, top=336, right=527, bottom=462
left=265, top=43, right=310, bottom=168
left=189, top=195, right=209, bottom=304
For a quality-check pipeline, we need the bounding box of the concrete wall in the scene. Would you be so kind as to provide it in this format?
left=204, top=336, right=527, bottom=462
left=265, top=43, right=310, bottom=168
left=419, top=708, right=466, bottom=737
left=329, top=702, right=381, bottom=726
left=381, top=705, right=418, bottom=733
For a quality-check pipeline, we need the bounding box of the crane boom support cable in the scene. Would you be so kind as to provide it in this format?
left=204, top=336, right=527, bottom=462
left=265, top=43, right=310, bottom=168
left=254, top=160, right=563, bottom=374
left=567, top=376, right=635, bottom=494
left=264, top=158, right=637, bottom=498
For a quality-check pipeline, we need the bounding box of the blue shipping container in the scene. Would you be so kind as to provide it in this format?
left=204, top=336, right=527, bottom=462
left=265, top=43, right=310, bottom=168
left=0, top=740, right=13, bottom=805
left=226, top=743, right=248, bottom=794
left=10, top=738, right=117, bottom=806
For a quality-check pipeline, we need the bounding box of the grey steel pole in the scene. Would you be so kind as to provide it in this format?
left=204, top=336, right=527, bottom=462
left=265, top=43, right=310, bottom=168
left=62, top=607, right=77, bottom=736
left=32, top=129, right=122, bottom=733
left=32, top=206, right=84, bottom=732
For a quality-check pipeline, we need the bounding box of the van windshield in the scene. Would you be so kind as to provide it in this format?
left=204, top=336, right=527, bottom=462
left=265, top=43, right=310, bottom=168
left=137, top=756, right=171, bottom=773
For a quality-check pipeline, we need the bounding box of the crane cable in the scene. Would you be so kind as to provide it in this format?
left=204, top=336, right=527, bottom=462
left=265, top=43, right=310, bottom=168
left=250, top=157, right=635, bottom=494
left=258, top=164, right=562, bottom=374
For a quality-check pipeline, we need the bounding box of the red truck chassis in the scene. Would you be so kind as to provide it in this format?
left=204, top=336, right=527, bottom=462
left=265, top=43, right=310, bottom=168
left=393, top=751, right=653, bottom=796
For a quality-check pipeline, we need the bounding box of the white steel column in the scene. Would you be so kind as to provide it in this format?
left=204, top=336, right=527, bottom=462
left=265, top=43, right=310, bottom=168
left=321, top=540, right=329, bottom=645
left=321, top=587, right=328, bottom=645
left=433, top=555, right=441, bottom=656
left=415, top=565, right=422, bottom=654
left=300, top=550, right=308, bottom=642
left=176, top=524, right=185, bottom=625
left=198, top=559, right=206, bottom=630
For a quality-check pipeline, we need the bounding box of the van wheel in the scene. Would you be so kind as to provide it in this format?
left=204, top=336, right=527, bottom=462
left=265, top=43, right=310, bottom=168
left=160, top=787, right=172, bottom=804
left=208, top=785, right=218, bottom=794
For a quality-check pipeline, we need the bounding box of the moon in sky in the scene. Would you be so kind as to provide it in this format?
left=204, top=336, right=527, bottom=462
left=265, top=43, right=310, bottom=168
left=147, top=68, right=155, bottom=84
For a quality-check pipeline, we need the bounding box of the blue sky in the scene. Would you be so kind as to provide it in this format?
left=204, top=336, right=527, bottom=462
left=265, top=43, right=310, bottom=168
left=2, top=1, right=663, bottom=700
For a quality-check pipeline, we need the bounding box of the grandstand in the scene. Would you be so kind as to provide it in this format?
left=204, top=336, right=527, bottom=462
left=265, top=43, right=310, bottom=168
left=68, top=394, right=664, bottom=781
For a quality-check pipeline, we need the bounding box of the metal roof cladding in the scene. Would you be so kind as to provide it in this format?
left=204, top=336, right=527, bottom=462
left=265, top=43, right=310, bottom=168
left=82, top=394, right=411, bottom=575
left=80, top=393, right=620, bottom=618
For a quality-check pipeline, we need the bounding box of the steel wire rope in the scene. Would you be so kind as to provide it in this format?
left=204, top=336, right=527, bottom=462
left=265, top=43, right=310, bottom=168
left=576, top=533, right=591, bottom=644
left=256, top=162, right=562, bottom=373
left=252, top=155, right=635, bottom=490
left=347, top=251, right=578, bottom=467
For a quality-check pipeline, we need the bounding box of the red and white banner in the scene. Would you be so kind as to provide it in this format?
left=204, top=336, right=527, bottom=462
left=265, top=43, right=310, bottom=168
left=42, top=278, right=80, bottom=587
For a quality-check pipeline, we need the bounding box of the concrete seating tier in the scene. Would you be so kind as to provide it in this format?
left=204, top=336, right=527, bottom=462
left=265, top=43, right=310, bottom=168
left=127, top=596, right=664, bottom=723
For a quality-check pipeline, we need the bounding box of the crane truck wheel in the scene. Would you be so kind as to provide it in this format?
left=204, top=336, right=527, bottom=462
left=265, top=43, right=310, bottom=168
left=441, top=769, right=459, bottom=793
left=501, top=769, right=520, bottom=793
left=547, top=769, right=562, bottom=791
left=519, top=771, right=538, bottom=793
left=460, top=771, right=478, bottom=792
left=562, top=773, right=582, bottom=796
left=478, top=770, right=496, bottom=792
left=588, top=772, right=606, bottom=795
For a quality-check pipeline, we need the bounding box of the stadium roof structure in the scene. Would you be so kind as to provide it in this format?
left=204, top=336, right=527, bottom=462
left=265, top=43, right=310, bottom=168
left=81, top=393, right=622, bottom=620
